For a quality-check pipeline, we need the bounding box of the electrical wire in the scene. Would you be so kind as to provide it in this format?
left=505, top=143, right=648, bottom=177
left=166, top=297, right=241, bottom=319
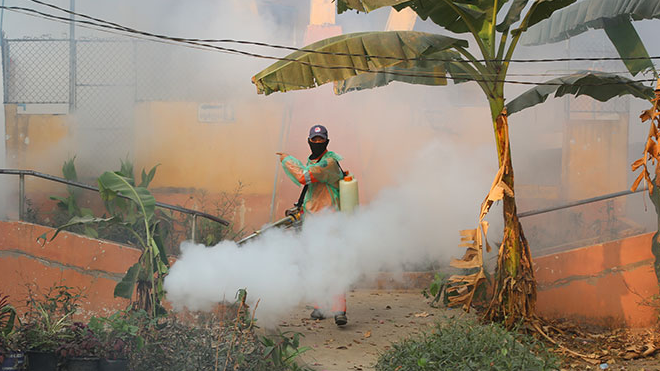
left=2, top=3, right=657, bottom=88
left=23, top=0, right=660, bottom=66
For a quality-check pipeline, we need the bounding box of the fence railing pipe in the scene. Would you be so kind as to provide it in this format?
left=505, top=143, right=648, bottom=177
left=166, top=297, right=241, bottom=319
left=18, top=173, right=25, bottom=221
left=191, top=214, right=197, bottom=243
left=517, top=187, right=648, bottom=218
left=0, top=168, right=230, bottom=227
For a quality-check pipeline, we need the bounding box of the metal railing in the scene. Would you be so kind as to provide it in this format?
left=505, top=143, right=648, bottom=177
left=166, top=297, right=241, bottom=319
left=2, top=168, right=650, bottom=244
left=517, top=186, right=648, bottom=218
left=0, top=169, right=230, bottom=243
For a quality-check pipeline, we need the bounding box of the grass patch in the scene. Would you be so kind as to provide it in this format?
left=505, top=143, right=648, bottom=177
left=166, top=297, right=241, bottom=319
left=376, top=318, right=559, bottom=371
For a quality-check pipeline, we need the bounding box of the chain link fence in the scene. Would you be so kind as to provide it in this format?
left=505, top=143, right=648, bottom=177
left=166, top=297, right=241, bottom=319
left=4, top=39, right=70, bottom=103
left=565, top=31, right=631, bottom=118
left=2, top=36, right=228, bottom=177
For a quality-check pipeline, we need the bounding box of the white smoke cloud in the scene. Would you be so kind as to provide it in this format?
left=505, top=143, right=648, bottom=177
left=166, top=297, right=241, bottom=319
left=164, top=139, right=496, bottom=326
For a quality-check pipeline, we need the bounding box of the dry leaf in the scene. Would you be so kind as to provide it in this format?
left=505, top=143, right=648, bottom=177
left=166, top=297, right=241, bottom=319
left=641, top=109, right=653, bottom=122
left=481, top=221, right=491, bottom=253
left=631, top=171, right=646, bottom=192
left=459, top=228, right=478, bottom=241
left=364, top=331, right=371, bottom=338
left=631, top=157, right=645, bottom=171
left=642, top=343, right=657, bottom=357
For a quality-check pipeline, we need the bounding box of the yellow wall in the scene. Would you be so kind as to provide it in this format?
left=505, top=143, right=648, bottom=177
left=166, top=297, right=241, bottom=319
left=134, top=101, right=284, bottom=195
left=4, top=104, right=73, bottom=174
left=561, top=116, right=628, bottom=200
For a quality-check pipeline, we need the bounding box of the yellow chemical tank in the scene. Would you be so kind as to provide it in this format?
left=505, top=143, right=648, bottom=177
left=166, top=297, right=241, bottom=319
left=339, top=174, right=359, bottom=214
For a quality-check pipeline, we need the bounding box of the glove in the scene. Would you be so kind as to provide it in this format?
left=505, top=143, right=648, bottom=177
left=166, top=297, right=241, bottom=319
left=285, top=206, right=302, bottom=218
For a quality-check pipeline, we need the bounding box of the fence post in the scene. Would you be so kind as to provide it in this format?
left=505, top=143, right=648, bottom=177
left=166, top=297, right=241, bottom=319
left=68, top=0, right=76, bottom=112
left=18, top=173, right=25, bottom=221
left=191, top=214, right=197, bottom=243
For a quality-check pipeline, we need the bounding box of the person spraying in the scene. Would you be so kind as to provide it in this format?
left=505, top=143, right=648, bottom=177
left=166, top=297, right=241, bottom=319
left=276, top=124, right=349, bottom=326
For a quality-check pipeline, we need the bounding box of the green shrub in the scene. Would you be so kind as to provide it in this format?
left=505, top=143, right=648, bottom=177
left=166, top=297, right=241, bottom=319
left=376, top=319, right=559, bottom=371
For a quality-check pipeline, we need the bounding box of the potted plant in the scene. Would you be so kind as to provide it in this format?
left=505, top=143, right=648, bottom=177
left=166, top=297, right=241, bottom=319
left=1, top=331, right=25, bottom=371
left=58, top=322, right=102, bottom=371
left=19, top=306, right=70, bottom=371
left=89, top=311, right=143, bottom=371
left=1, top=294, right=25, bottom=371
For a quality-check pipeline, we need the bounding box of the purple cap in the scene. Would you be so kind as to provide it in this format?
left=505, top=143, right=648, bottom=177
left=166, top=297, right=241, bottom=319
left=308, top=124, right=328, bottom=140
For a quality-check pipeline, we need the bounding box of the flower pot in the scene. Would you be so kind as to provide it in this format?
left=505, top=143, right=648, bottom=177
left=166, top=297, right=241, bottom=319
left=1, top=351, right=25, bottom=370
left=64, top=357, right=99, bottom=371
left=98, top=359, right=128, bottom=371
left=26, top=351, right=57, bottom=371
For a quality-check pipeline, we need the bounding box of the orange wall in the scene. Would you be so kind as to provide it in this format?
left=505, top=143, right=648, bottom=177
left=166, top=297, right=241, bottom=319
left=0, top=221, right=139, bottom=319
left=534, top=232, right=659, bottom=328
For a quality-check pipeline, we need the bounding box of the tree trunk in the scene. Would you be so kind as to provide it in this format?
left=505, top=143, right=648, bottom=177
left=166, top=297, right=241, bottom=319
left=485, top=104, right=537, bottom=327
left=651, top=177, right=660, bottom=284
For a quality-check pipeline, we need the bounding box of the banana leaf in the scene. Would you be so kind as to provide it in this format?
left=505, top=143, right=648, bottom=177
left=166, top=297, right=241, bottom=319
left=337, top=0, right=410, bottom=13
left=139, top=164, right=160, bottom=188
left=98, top=171, right=156, bottom=221
left=252, top=31, right=468, bottom=95
left=334, top=50, right=465, bottom=94
left=521, top=0, right=578, bottom=32
left=114, top=262, right=141, bottom=299
left=603, top=19, right=654, bottom=76
left=497, top=0, right=530, bottom=31
left=36, top=215, right=114, bottom=245
left=338, top=0, right=493, bottom=33
left=334, top=64, right=447, bottom=94
left=394, top=0, right=488, bottom=35
left=505, top=71, right=655, bottom=115
left=522, top=0, right=660, bottom=45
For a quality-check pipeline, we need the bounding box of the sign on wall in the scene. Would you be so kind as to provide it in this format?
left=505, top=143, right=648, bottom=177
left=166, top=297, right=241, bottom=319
left=197, top=103, right=235, bottom=123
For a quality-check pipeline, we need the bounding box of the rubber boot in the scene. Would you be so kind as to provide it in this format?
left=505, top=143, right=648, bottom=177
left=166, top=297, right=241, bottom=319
left=332, top=294, right=347, bottom=326
left=310, top=308, right=325, bottom=320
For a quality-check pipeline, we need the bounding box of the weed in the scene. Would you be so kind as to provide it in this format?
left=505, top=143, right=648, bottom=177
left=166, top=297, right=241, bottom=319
left=376, top=318, right=560, bottom=371
left=260, top=330, right=312, bottom=371
left=421, top=273, right=448, bottom=308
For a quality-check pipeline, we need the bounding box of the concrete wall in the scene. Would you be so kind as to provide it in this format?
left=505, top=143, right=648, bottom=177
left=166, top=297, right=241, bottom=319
left=0, top=220, right=138, bottom=319
left=535, top=232, right=659, bottom=328
left=1, top=220, right=657, bottom=327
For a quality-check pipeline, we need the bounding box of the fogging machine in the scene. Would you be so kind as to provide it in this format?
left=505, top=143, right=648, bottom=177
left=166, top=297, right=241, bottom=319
left=237, top=209, right=302, bottom=245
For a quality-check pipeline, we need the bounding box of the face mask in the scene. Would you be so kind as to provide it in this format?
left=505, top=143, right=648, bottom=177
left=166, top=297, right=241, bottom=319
left=308, top=139, right=329, bottom=159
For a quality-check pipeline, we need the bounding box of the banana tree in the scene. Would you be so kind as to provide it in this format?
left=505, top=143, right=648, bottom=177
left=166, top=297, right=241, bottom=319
left=38, top=170, right=169, bottom=318
left=252, top=0, right=657, bottom=326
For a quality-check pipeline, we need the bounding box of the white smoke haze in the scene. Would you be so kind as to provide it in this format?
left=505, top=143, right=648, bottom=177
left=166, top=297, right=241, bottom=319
left=164, top=139, right=496, bottom=326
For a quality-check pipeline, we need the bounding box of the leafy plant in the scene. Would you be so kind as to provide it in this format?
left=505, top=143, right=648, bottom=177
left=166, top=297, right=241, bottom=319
left=88, top=309, right=144, bottom=360
left=40, top=165, right=169, bottom=318
left=50, top=157, right=82, bottom=217
left=57, top=322, right=103, bottom=358
left=0, top=294, right=17, bottom=337
left=260, top=330, right=312, bottom=371
left=16, top=284, right=83, bottom=352
left=18, top=306, right=71, bottom=352
left=421, top=273, right=448, bottom=308
left=37, top=285, right=84, bottom=319
left=376, top=319, right=559, bottom=371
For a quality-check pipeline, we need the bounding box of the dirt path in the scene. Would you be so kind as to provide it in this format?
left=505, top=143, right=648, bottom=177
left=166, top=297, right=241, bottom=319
left=275, top=289, right=464, bottom=371
left=274, top=289, right=660, bottom=371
